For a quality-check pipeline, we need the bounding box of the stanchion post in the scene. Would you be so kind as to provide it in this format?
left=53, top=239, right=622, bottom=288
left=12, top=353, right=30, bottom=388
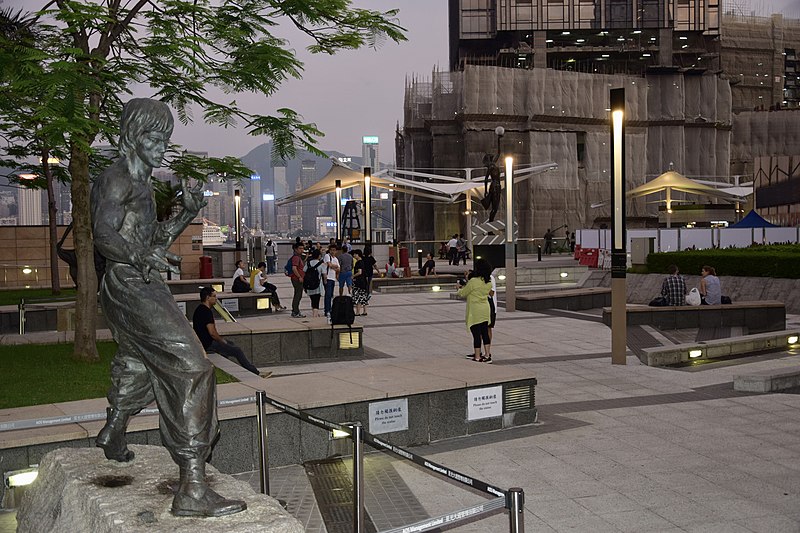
left=508, top=487, right=525, bottom=533
left=19, top=299, right=25, bottom=335
left=351, top=422, right=364, bottom=533
left=256, top=390, right=270, bottom=495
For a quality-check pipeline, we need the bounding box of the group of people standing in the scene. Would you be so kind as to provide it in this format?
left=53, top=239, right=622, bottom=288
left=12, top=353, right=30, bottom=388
left=445, top=234, right=470, bottom=265
left=287, top=240, right=380, bottom=319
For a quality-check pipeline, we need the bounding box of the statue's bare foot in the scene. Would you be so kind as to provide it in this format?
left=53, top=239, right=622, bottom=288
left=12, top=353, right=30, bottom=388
left=96, top=408, right=135, bottom=462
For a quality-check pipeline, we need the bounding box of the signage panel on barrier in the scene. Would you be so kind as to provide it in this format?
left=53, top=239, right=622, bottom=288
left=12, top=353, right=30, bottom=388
left=176, top=301, right=186, bottom=315
left=369, top=398, right=408, bottom=434
left=467, top=386, right=502, bottom=421
left=221, top=298, right=239, bottom=313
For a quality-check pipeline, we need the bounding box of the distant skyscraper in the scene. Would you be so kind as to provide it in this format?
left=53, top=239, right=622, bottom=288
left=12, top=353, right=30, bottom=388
left=274, top=166, right=290, bottom=234
left=300, top=159, right=317, bottom=232
left=362, top=136, right=380, bottom=173
left=249, top=173, right=262, bottom=230
left=17, top=186, right=43, bottom=225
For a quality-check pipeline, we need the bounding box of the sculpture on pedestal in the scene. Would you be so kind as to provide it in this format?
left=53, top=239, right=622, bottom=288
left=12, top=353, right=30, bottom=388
left=481, top=153, right=502, bottom=223
left=90, top=98, right=246, bottom=517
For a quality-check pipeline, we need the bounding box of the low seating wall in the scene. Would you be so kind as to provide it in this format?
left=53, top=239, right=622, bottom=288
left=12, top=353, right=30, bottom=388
left=601, top=301, right=786, bottom=334
left=516, top=288, right=611, bottom=312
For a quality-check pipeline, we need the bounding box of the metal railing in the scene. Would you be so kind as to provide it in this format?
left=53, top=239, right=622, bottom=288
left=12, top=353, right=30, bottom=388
left=0, top=391, right=525, bottom=532
left=254, top=390, right=525, bottom=533
left=18, top=295, right=78, bottom=335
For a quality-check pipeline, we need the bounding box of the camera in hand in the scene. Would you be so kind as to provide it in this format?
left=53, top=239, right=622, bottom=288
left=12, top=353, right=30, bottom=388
left=457, top=278, right=467, bottom=287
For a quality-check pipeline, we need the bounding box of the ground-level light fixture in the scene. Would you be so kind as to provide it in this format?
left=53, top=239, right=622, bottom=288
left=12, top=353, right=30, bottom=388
left=22, top=267, right=32, bottom=275
left=688, top=349, right=703, bottom=359
left=331, top=427, right=351, bottom=440
left=431, top=286, right=441, bottom=292
left=788, top=335, right=799, bottom=345
left=560, top=272, right=569, bottom=278
left=498, top=274, right=506, bottom=281
left=4, top=467, right=38, bottom=488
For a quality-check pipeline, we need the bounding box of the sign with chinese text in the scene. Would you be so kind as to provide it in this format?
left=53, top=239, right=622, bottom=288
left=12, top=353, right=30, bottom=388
left=369, top=398, right=408, bottom=434
left=467, top=386, right=502, bottom=421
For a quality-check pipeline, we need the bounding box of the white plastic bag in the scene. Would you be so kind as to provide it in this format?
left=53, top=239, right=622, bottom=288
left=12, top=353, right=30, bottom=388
left=686, top=288, right=701, bottom=306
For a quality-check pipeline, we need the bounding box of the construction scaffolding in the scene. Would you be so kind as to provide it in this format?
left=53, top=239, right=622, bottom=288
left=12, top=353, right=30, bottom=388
left=398, top=65, right=736, bottom=243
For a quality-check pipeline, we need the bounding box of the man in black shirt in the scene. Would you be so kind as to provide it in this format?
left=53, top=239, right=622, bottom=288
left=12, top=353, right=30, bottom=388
left=193, top=287, right=270, bottom=377
left=419, top=252, right=436, bottom=276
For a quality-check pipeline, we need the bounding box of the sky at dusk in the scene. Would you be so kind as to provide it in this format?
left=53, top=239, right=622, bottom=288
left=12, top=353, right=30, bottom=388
left=6, top=0, right=800, bottom=162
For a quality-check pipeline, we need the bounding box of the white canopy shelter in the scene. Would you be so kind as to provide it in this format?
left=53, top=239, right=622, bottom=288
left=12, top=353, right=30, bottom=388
left=276, top=159, right=558, bottom=206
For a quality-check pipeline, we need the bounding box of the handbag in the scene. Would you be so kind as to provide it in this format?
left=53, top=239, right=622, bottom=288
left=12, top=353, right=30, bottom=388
left=648, top=296, right=668, bottom=307
left=685, top=288, right=701, bottom=306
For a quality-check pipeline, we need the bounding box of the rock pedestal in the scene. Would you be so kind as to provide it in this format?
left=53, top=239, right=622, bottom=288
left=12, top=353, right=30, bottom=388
left=16, top=445, right=303, bottom=533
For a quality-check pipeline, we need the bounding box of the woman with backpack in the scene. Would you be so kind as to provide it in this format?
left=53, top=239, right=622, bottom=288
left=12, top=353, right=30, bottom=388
left=303, top=248, right=326, bottom=318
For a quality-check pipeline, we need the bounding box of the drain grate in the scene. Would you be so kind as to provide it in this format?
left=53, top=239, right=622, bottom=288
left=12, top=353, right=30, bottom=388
left=304, top=457, right=378, bottom=533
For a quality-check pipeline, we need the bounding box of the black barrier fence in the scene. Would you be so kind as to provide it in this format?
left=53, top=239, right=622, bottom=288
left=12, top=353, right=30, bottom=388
left=256, top=390, right=525, bottom=533
left=0, top=392, right=525, bottom=532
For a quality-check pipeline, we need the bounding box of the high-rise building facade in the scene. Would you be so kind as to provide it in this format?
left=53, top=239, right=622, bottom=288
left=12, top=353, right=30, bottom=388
left=300, top=159, right=318, bottom=232
left=448, top=1, right=800, bottom=112
left=249, top=173, right=262, bottom=231
left=17, top=186, right=43, bottom=225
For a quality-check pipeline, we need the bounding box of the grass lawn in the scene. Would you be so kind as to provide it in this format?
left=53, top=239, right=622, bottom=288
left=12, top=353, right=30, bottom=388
left=0, top=287, right=77, bottom=306
left=0, top=342, right=238, bottom=410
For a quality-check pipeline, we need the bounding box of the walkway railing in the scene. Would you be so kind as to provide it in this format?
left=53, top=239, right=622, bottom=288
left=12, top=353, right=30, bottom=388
left=0, top=392, right=525, bottom=532
left=255, top=390, right=525, bottom=533
left=17, top=296, right=77, bottom=335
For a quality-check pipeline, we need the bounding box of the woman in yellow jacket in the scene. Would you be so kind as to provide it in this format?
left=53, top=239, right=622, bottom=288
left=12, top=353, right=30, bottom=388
left=457, top=258, right=494, bottom=363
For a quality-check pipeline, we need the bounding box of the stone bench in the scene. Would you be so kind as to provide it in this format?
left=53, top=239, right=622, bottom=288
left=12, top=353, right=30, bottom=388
left=371, top=274, right=457, bottom=292
left=516, top=287, right=611, bottom=312
left=601, top=301, right=786, bottom=334
left=216, top=316, right=364, bottom=364
left=734, top=365, right=800, bottom=392
left=166, top=277, right=227, bottom=294
left=174, top=291, right=277, bottom=320
left=638, top=330, right=799, bottom=366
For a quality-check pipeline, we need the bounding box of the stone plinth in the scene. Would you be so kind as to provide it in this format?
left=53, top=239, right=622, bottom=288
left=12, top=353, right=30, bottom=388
left=16, top=445, right=303, bottom=533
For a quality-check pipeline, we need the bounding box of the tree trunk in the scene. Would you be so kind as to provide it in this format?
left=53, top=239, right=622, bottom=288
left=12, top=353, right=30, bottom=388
left=42, top=148, right=61, bottom=296
left=68, top=144, right=99, bottom=362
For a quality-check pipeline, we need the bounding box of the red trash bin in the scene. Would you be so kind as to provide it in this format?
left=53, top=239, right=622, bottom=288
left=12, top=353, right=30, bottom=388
left=399, top=247, right=410, bottom=268
left=199, top=256, right=213, bottom=279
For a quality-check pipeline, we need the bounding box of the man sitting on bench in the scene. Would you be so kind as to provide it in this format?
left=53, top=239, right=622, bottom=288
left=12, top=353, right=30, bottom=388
left=193, top=287, right=271, bottom=378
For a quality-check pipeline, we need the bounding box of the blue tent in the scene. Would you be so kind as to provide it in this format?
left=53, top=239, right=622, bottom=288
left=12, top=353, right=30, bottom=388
left=730, top=210, right=777, bottom=228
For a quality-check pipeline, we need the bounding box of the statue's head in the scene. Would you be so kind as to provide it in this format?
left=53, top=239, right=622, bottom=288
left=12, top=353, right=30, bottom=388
left=118, top=98, right=174, bottom=168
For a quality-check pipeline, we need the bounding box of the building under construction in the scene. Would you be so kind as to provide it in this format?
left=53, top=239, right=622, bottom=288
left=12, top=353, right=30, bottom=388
left=395, top=2, right=800, bottom=243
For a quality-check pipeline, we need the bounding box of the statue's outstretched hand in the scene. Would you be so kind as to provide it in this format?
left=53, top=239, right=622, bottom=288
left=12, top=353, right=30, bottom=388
left=136, top=246, right=182, bottom=282
left=181, top=179, right=207, bottom=214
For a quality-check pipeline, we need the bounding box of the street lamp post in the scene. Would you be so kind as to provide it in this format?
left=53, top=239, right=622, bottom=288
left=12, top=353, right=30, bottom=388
left=505, top=156, right=516, bottom=312
left=610, top=88, right=627, bottom=365
left=363, top=167, right=371, bottom=244
left=391, top=196, right=397, bottom=245
left=335, top=179, right=342, bottom=241
left=234, top=189, right=242, bottom=250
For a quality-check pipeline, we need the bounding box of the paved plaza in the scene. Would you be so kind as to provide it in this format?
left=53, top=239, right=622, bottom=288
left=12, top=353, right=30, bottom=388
left=2, top=260, right=800, bottom=531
